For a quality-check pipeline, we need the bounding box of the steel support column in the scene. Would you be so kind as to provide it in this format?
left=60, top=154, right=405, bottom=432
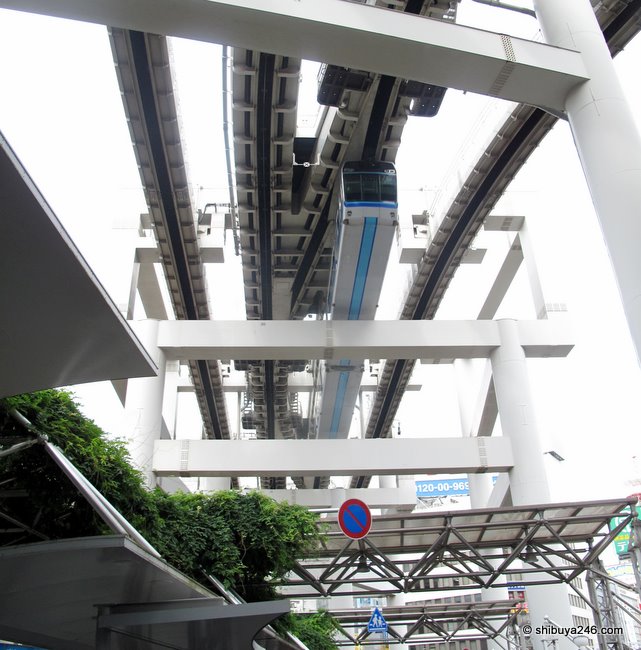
left=535, top=0, right=641, bottom=365
left=121, top=320, right=166, bottom=488
left=490, top=319, right=574, bottom=650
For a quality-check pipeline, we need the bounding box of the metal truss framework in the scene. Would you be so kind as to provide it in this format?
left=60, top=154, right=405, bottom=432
left=330, top=600, right=524, bottom=647
left=277, top=498, right=637, bottom=599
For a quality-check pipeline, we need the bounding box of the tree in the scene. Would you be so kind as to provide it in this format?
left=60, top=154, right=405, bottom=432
left=0, top=390, right=323, bottom=602
left=282, top=611, right=341, bottom=650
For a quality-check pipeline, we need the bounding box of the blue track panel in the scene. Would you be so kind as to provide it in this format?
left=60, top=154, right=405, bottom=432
left=348, top=217, right=377, bottom=320
left=329, top=366, right=350, bottom=437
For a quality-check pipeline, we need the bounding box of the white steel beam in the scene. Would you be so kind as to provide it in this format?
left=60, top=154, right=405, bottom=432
left=176, top=373, right=422, bottom=393
left=153, top=437, right=513, bottom=477
left=1, top=0, right=587, bottom=111
left=156, top=319, right=573, bottom=361
left=477, top=235, right=524, bottom=320
left=259, top=487, right=418, bottom=510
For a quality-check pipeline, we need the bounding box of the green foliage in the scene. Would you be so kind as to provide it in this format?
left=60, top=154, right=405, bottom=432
left=0, top=390, right=323, bottom=603
left=0, top=390, right=154, bottom=538
left=282, top=611, right=341, bottom=650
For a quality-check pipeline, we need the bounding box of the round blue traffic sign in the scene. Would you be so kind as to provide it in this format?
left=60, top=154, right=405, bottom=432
left=338, top=498, right=372, bottom=539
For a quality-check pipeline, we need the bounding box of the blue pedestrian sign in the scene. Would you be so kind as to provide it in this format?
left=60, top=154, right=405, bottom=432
left=367, top=607, right=388, bottom=633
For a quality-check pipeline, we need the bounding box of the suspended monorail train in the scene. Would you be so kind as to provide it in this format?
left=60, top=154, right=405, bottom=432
left=315, top=161, right=398, bottom=438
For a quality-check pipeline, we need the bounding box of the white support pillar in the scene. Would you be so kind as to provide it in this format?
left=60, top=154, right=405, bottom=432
left=490, top=319, right=573, bottom=650
left=379, top=474, right=397, bottom=490
left=121, top=320, right=166, bottom=488
left=201, top=477, right=231, bottom=491
left=490, top=319, right=549, bottom=504
left=456, top=359, right=501, bottom=506
left=518, top=224, right=548, bottom=321
left=460, top=360, right=509, bottom=650
left=469, top=472, right=510, bottom=650
left=161, top=360, right=180, bottom=440
left=534, top=0, right=641, bottom=364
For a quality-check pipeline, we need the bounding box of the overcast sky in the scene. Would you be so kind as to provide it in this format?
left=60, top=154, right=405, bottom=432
left=1, top=2, right=640, bottom=500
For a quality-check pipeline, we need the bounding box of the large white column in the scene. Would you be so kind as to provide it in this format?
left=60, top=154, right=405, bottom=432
left=122, top=319, right=166, bottom=488
left=534, top=0, right=641, bottom=364
left=490, top=319, right=573, bottom=650
left=490, top=319, right=549, bottom=504
left=468, top=432, right=509, bottom=650
left=201, top=477, right=231, bottom=491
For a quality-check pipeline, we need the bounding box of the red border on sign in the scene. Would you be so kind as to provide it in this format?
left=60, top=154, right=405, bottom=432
left=338, top=498, right=372, bottom=539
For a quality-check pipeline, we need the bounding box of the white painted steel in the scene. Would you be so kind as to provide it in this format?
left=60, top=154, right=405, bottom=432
left=0, top=0, right=587, bottom=110
left=535, top=0, right=641, bottom=364
left=120, top=320, right=167, bottom=488
left=152, top=437, right=513, bottom=477
left=155, top=319, right=574, bottom=360
left=177, top=373, right=422, bottom=393
left=259, top=486, right=417, bottom=510
left=490, top=320, right=550, bottom=504
left=490, top=318, right=574, bottom=649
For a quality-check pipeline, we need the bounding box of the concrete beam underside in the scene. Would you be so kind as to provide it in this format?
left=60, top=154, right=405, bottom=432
left=155, top=319, right=573, bottom=361
left=153, top=437, right=513, bottom=477
left=0, top=0, right=587, bottom=111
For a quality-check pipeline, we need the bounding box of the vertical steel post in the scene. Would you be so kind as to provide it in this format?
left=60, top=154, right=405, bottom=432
left=490, top=319, right=574, bottom=649
left=533, top=0, right=641, bottom=364
left=121, top=319, right=166, bottom=487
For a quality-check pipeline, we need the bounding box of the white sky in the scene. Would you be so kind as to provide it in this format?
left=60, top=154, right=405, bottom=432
left=1, top=1, right=640, bottom=500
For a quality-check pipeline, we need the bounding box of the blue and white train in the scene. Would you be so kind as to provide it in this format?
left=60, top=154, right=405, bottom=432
left=315, top=161, right=398, bottom=438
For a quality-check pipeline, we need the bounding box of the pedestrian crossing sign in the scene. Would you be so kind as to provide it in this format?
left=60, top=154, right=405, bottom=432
left=367, top=607, right=388, bottom=633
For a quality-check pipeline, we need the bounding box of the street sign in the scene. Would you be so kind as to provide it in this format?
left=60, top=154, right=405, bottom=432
left=367, top=607, right=388, bottom=633
left=609, top=505, right=641, bottom=556
left=338, top=498, right=372, bottom=539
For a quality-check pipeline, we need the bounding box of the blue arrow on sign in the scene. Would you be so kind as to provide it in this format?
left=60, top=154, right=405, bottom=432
left=367, top=607, right=388, bottom=633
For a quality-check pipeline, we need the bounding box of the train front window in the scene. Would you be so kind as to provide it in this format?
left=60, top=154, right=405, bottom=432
left=344, top=175, right=361, bottom=202
left=361, top=175, right=379, bottom=202
left=380, top=174, right=397, bottom=202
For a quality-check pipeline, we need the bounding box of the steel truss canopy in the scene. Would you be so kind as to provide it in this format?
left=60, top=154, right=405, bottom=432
left=278, top=498, right=636, bottom=598
left=332, top=600, right=524, bottom=646
left=0, top=0, right=588, bottom=112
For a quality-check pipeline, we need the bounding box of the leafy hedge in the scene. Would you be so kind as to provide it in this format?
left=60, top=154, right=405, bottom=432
left=283, top=611, right=343, bottom=650
left=0, top=390, right=323, bottom=604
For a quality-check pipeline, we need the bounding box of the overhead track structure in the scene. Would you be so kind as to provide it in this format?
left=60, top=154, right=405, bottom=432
left=276, top=498, right=636, bottom=598
left=108, top=29, right=233, bottom=444
left=230, top=46, right=303, bottom=488
left=231, top=0, right=458, bottom=489
left=288, top=0, right=458, bottom=319
left=350, top=0, right=641, bottom=489
left=4, top=0, right=640, bottom=493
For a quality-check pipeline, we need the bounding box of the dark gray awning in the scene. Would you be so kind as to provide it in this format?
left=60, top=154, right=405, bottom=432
left=0, top=132, right=156, bottom=398
left=0, top=535, right=290, bottom=650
